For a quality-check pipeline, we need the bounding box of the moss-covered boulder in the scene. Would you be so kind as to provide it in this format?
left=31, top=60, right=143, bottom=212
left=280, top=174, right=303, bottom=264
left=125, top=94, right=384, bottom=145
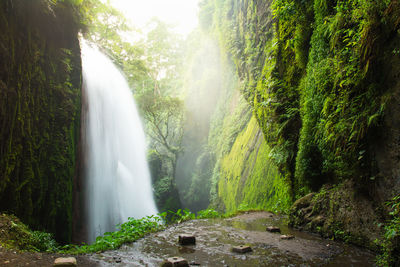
left=289, top=181, right=383, bottom=249
left=0, top=213, right=57, bottom=252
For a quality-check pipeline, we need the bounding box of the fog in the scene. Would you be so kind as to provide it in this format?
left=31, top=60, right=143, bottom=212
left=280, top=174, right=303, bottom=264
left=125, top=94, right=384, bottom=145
left=175, top=33, right=225, bottom=211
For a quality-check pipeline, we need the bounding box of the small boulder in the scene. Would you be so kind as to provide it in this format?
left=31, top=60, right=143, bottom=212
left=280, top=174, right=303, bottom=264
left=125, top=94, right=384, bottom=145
left=232, top=245, right=252, bottom=253
left=53, top=257, right=77, bottom=267
left=161, top=257, right=189, bottom=267
left=266, top=226, right=281, bottom=233
left=178, top=234, right=196, bottom=245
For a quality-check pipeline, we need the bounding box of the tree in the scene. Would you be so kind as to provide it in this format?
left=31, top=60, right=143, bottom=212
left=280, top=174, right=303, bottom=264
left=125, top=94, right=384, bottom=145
left=137, top=18, right=184, bottom=96
left=81, top=0, right=148, bottom=89
left=134, top=19, right=186, bottom=180
left=137, top=92, right=184, bottom=178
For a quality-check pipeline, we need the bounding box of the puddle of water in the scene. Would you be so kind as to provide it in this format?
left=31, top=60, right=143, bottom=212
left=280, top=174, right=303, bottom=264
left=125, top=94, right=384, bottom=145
left=220, top=213, right=322, bottom=241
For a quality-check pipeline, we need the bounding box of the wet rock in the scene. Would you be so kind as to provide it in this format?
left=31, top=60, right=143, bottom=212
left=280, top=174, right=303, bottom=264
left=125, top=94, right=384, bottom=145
left=178, top=234, right=196, bottom=245
left=232, top=245, right=252, bottom=253
left=280, top=234, right=295, bottom=240
left=266, top=226, right=281, bottom=233
left=161, top=257, right=189, bottom=267
left=113, top=256, right=122, bottom=263
left=53, top=257, right=77, bottom=266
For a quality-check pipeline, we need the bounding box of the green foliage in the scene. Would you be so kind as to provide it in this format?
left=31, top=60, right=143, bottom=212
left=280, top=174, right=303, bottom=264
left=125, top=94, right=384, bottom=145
left=138, top=92, right=184, bottom=181
left=196, top=208, right=221, bottom=219
left=62, top=215, right=165, bottom=253
left=154, top=175, right=182, bottom=213
left=376, top=195, right=400, bottom=267
left=62, top=208, right=221, bottom=254
left=294, top=0, right=391, bottom=194
left=148, top=150, right=182, bottom=213
left=30, top=231, right=58, bottom=252
left=166, top=209, right=196, bottom=223
left=1, top=208, right=221, bottom=255
left=206, top=0, right=395, bottom=197
left=165, top=208, right=222, bottom=223
left=204, top=0, right=394, bottom=200
left=200, top=7, right=399, bottom=262
left=80, top=0, right=148, bottom=89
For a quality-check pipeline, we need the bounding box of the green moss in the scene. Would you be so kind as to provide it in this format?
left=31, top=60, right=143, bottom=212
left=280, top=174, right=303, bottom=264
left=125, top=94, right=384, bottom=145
left=204, top=0, right=396, bottom=198
left=0, top=1, right=82, bottom=242
left=0, top=213, right=57, bottom=252
left=294, top=0, right=392, bottom=194
left=218, top=117, right=292, bottom=213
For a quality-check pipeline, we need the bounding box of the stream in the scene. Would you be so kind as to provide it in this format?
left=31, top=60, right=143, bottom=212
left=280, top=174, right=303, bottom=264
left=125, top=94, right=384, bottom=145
left=88, top=211, right=375, bottom=266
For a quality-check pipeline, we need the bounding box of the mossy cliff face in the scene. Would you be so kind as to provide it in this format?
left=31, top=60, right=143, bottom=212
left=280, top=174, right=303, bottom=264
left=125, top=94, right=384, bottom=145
left=217, top=116, right=291, bottom=213
left=201, top=0, right=400, bottom=250
left=0, top=1, right=81, bottom=242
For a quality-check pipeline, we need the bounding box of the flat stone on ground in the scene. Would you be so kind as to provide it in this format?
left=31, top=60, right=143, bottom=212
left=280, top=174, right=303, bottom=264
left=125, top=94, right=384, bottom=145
left=266, top=226, right=281, bottom=233
left=161, top=257, right=189, bottom=267
left=178, top=234, right=196, bottom=245
left=54, top=257, right=77, bottom=266
left=232, top=245, right=252, bottom=253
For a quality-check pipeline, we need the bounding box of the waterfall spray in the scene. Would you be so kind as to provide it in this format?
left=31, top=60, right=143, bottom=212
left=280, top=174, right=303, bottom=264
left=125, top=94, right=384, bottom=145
left=81, top=41, right=158, bottom=243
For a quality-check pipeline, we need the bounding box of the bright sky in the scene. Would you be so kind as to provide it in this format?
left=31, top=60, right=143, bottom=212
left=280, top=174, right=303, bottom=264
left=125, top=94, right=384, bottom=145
left=110, top=0, right=200, bottom=36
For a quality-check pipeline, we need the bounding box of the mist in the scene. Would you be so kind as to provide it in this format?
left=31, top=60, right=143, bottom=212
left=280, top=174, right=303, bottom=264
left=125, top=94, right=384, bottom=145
left=175, top=31, right=227, bottom=211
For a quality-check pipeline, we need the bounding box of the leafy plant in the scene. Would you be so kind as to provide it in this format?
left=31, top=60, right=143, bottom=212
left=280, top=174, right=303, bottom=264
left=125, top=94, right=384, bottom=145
left=62, top=215, right=165, bottom=254
left=376, top=195, right=400, bottom=267
left=196, top=208, right=221, bottom=219
left=166, top=209, right=195, bottom=224
left=61, top=208, right=222, bottom=254
left=30, top=231, right=58, bottom=252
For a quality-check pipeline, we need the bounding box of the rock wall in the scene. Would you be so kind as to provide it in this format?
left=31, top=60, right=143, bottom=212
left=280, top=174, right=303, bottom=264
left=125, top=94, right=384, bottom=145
left=199, top=0, right=400, bottom=251
left=0, top=0, right=82, bottom=242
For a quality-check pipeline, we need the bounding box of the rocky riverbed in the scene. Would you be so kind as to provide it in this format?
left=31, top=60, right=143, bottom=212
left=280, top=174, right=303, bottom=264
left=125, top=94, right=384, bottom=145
left=0, top=211, right=376, bottom=266
left=90, top=211, right=375, bottom=266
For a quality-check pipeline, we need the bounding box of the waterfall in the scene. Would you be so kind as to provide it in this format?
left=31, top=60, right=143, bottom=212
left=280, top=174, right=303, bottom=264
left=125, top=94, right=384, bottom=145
left=81, top=41, right=158, bottom=243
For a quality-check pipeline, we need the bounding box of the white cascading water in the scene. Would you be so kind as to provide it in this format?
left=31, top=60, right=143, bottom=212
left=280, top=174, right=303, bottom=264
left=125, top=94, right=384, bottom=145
left=81, top=41, right=158, bottom=243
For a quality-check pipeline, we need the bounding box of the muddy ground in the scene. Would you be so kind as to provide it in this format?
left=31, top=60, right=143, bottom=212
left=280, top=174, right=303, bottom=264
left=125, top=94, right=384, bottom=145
left=0, top=247, right=98, bottom=267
